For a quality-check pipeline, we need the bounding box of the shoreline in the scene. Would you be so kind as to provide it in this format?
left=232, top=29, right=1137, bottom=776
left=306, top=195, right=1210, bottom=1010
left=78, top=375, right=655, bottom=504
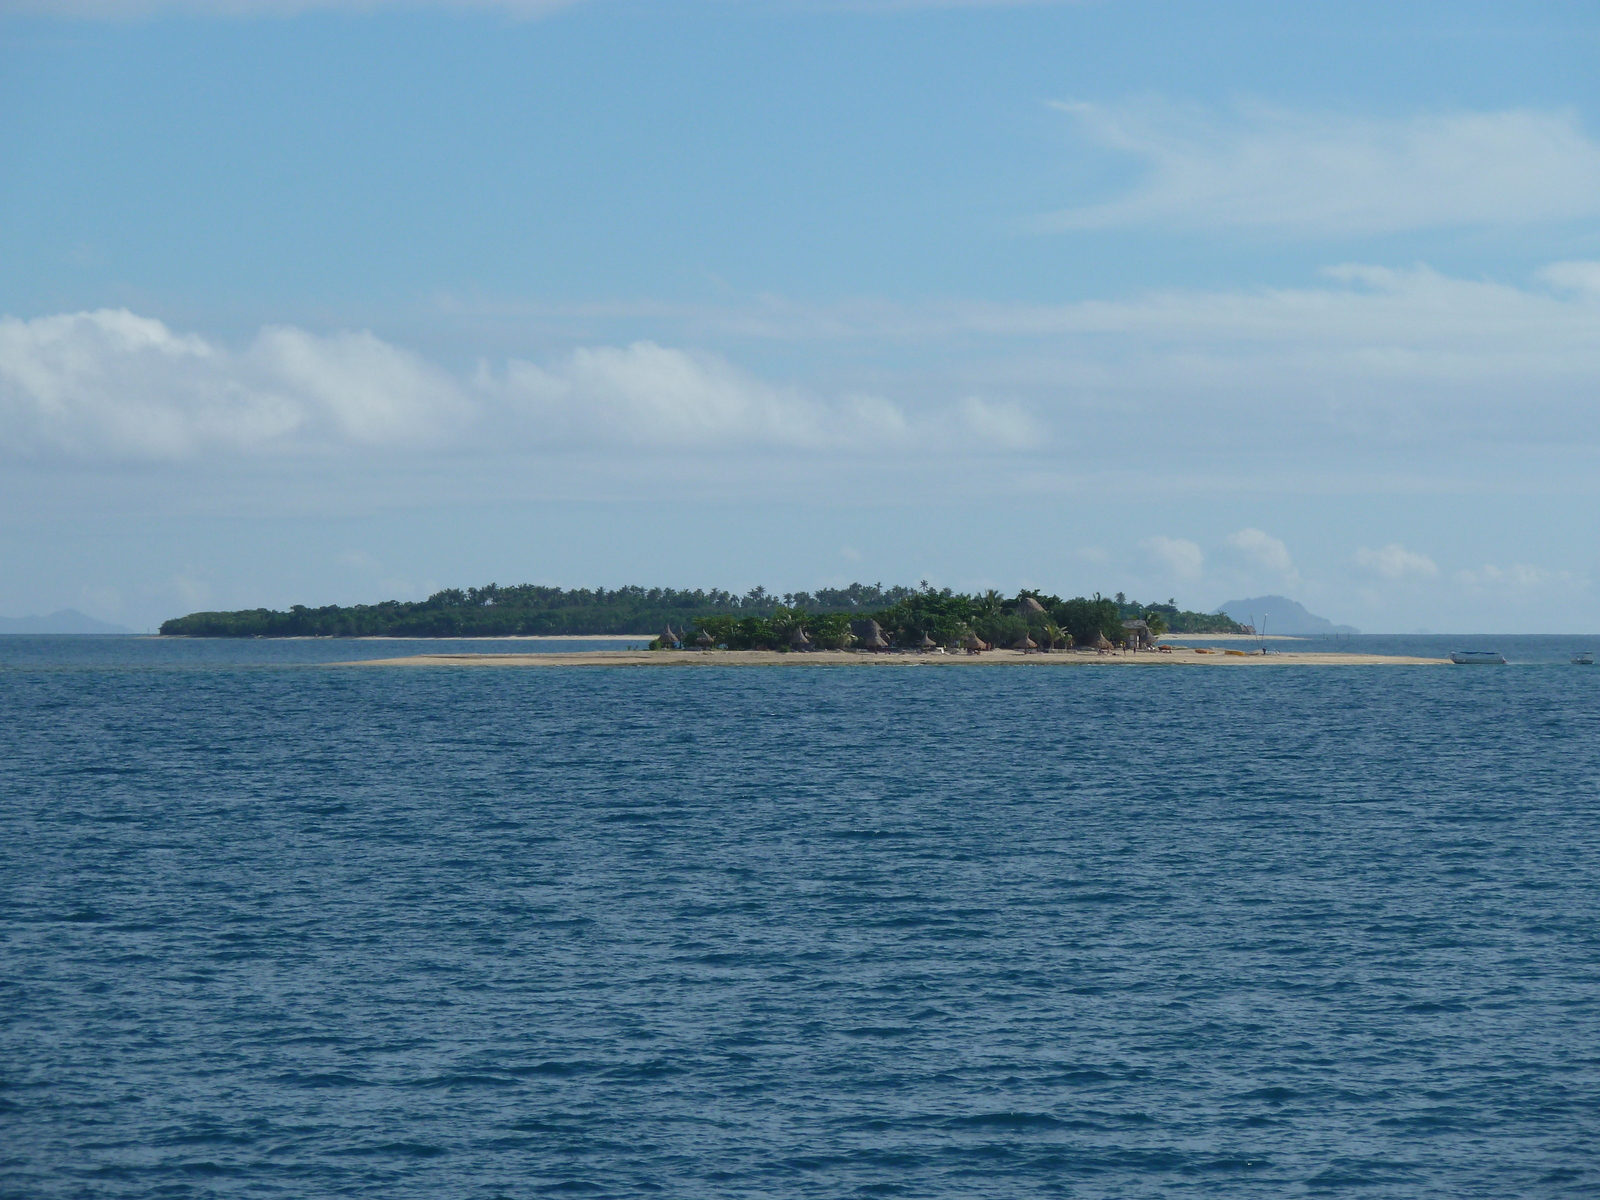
left=337, top=648, right=1448, bottom=668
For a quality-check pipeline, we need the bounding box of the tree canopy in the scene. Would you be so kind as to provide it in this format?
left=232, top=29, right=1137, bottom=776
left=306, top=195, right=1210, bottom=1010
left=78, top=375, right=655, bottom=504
left=160, top=583, right=1244, bottom=643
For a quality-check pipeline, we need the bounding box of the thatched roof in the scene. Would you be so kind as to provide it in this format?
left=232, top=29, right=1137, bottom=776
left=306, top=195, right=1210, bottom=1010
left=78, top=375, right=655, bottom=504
left=1013, top=632, right=1037, bottom=650
left=789, top=627, right=812, bottom=648
left=695, top=629, right=714, bottom=647
left=852, top=618, right=889, bottom=650
left=918, top=633, right=937, bottom=650
left=960, top=631, right=984, bottom=650
left=1018, top=595, right=1047, bottom=614
left=1095, top=633, right=1113, bottom=650
left=659, top=624, right=679, bottom=645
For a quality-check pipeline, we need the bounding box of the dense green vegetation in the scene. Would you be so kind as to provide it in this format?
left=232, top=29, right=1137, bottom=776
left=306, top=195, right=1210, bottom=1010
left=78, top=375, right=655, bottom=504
left=158, top=583, right=916, bottom=638
left=1133, top=597, right=1247, bottom=634
left=160, top=583, right=1244, bottom=645
left=680, top=590, right=1240, bottom=650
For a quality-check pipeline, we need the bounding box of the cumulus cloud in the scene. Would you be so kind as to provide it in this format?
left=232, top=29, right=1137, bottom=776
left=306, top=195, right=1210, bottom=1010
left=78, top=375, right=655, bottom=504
left=565, top=264, right=1600, bottom=449
left=1141, top=535, right=1203, bottom=580
left=1353, top=543, right=1438, bottom=580
left=0, top=309, right=468, bottom=459
left=1044, top=101, right=1600, bottom=234
left=15, top=257, right=1600, bottom=470
left=1224, top=528, right=1295, bottom=576
left=1, top=310, right=1038, bottom=462
left=494, top=342, right=835, bottom=450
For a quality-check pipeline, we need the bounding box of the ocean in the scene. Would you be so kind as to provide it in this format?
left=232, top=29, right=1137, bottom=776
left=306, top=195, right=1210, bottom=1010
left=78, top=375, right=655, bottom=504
left=3, top=636, right=1598, bottom=1197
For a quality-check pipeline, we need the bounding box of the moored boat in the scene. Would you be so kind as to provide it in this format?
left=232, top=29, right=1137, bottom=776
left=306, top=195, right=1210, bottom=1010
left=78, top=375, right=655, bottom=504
left=1451, top=650, right=1506, bottom=665
left=1574, top=652, right=1594, bottom=665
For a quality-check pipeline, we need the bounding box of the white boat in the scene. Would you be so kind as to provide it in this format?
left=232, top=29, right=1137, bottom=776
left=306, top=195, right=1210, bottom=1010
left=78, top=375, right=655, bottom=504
left=1451, top=650, right=1506, bottom=665
left=1574, top=652, right=1594, bottom=665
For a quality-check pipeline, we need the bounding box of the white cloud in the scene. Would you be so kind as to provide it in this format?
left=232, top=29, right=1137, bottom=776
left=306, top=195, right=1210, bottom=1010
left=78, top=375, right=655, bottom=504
left=1537, top=261, right=1600, bottom=296
left=1353, top=543, right=1438, bottom=580
left=6, top=311, right=1043, bottom=462
left=1141, top=535, right=1203, bottom=580
left=1044, top=101, right=1600, bottom=234
left=0, top=309, right=469, bottom=459
left=1225, top=528, right=1295, bottom=575
left=14, top=258, right=1600, bottom=472
left=495, top=342, right=837, bottom=450
left=956, top=396, right=1040, bottom=448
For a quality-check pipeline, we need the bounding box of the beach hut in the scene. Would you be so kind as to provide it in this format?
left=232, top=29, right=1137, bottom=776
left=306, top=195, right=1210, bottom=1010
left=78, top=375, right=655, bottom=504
left=1122, top=619, right=1153, bottom=650
left=851, top=619, right=890, bottom=651
left=960, top=631, right=985, bottom=655
left=1094, top=633, right=1114, bottom=652
left=918, top=632, right=938, bottom=652
left=789, top=626, right=813, bottom=651
left=658, top=624, right=681, bottom=648
left=1012, top=631, right=1038, bottom=652
left=695, top=629, right=714, bottom=649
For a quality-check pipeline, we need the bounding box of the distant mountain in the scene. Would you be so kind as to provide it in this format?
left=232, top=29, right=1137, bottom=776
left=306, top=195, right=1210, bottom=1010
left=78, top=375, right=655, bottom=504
left=1218, top=596, right=1358, bottom=636
left=0, top=609, right=136, bottom=635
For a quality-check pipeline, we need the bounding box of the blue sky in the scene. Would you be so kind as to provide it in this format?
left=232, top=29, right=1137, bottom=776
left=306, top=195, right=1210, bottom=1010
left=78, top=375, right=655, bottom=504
left=4, top=0, right=1600, bottom=630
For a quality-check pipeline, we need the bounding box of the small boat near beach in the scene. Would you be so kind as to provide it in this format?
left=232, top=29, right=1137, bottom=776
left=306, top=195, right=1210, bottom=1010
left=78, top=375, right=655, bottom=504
left=1574, top=652, right=1594, bottom=665
left=1450, top=650, right=1506, bottom=665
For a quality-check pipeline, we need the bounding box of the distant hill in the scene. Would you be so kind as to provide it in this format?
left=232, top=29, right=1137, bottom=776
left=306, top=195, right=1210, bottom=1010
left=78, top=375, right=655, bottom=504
left=0, top=609, right=136, bottom=635
left=1218, top=596, right=1358, bottom=636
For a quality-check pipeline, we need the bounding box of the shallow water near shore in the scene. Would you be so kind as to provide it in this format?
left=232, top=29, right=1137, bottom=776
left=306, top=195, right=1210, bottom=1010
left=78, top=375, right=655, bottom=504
left=3, top=640, right=1599, bottom=1197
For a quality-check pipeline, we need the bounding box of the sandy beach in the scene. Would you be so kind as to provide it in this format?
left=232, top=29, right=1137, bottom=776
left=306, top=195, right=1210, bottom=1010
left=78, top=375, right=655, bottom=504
left=340, top=647, right=1447, bottom=668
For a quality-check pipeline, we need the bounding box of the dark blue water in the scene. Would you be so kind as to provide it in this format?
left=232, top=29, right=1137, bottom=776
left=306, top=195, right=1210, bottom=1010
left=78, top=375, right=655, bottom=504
left=4, top=639, right=1599, bottom=1197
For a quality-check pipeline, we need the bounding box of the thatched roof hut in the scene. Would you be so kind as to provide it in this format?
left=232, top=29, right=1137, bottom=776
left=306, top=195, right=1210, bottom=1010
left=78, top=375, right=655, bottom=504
left=960, top=631, right=985, bottom=654
left=918, top=632, right=938, bottom=651
left=1013, top=632, right=1038, bottom=651
left=851, top=618, right=889, bottom=651
left=789, top=626, right=812, bottom=650
left=1018, top=595, right=1047, bottom=615
left=695, top=629, right=714, bottom=648
left=1094, top=632, right=1113, bottom=651
left=659, top=624, right=680, bottom=647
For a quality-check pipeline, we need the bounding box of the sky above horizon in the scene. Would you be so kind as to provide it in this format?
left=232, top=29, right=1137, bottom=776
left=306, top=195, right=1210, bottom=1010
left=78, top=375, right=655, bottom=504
left=4, top=0, right=1600, bottom=632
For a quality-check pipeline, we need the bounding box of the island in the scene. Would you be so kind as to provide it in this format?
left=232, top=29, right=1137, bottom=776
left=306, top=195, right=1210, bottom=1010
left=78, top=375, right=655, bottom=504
left=161, top=582, right=1446, bottom=665
left=160, top=583, right=1244, bottom=646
